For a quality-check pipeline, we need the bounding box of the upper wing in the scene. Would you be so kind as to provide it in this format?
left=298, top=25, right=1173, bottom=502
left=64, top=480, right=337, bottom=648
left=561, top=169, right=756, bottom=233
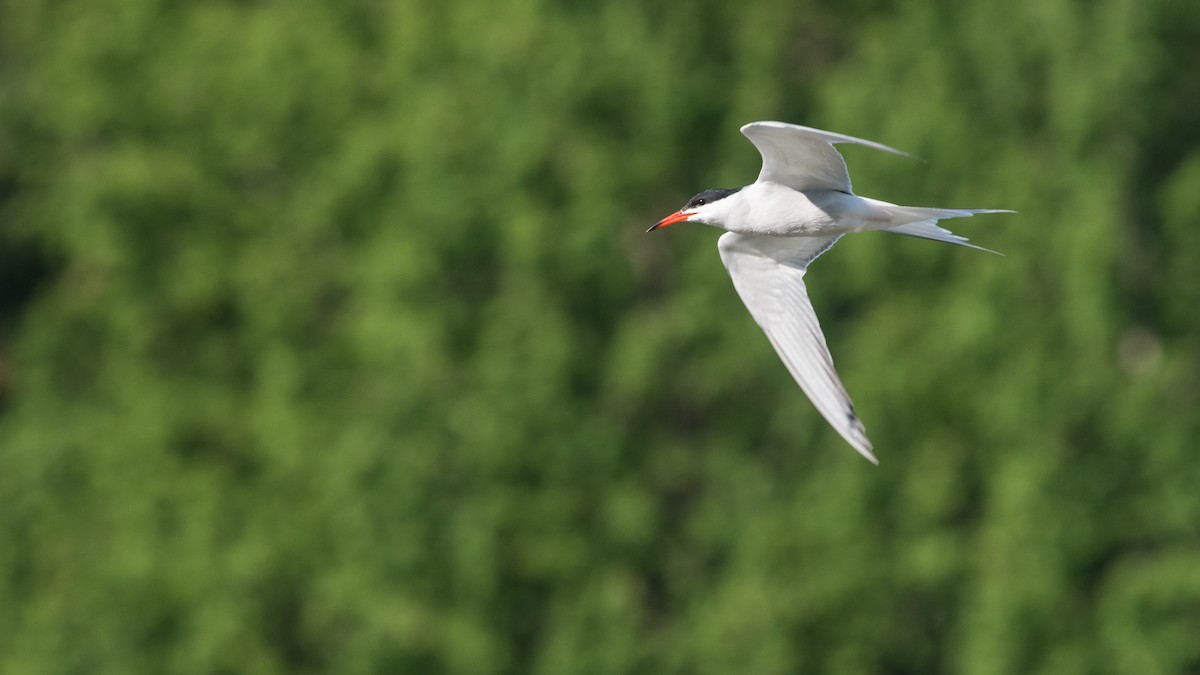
left=717, top=232, right=877, bottom=463
left=740, top=121, right=913, bottom=193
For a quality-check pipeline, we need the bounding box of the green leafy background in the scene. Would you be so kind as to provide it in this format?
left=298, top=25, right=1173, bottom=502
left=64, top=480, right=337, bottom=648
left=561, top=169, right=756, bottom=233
left=1, top=0, right=1198, bottom=673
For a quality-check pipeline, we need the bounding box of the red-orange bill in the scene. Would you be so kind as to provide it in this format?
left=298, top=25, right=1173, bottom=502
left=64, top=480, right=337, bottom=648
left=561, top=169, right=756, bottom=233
left=647, top=210, right=694, bottom=232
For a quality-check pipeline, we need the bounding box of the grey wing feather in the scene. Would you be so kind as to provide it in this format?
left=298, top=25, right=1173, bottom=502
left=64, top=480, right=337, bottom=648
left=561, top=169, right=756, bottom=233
left=740, top=121, right=914, bottom=193
left=717, top=232, right=877, bottom=463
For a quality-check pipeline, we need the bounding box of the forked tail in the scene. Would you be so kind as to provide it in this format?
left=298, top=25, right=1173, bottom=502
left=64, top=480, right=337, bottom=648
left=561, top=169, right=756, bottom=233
left=874, top=202, right=1014, bottom=254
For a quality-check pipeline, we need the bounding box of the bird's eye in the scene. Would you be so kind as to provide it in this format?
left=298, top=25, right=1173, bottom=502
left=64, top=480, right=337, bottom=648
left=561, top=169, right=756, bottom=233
left=696, top=198, right=706, bottom=206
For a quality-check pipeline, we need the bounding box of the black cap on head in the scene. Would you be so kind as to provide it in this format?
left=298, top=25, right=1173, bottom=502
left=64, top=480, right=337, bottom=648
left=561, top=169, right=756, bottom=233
left=683, top=187, right=741, bottom=210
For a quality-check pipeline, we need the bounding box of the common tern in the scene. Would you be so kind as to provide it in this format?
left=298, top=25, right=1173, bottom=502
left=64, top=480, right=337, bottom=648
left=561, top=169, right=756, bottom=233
left=649, top=121, right=1011, bottom=464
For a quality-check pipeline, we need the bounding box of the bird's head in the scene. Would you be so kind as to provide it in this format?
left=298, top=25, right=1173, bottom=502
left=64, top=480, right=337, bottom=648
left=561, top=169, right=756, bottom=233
left=647, top=187, right=742, bottom=232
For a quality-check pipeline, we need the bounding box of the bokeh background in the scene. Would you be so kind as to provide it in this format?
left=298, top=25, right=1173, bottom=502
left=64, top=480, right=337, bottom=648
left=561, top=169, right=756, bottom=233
left=2, top=0, right=1199, bottom=673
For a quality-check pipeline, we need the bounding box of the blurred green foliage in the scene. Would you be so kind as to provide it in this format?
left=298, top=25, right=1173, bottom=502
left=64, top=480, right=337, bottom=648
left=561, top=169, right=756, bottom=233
left=1, top=0, right=1199, bottom=673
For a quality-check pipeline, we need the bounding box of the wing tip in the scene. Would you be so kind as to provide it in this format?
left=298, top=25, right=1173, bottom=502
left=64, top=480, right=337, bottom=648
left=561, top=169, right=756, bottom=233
left=847, top=421, right=879, bottom=465
left=740, top=120, right=917, bottom=161
left=841, top=409, right=878, bottom=464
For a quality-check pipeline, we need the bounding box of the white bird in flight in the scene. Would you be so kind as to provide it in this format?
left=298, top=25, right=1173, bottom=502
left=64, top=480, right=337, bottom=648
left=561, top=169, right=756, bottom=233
left=648, top=121, right=1012, bottom=464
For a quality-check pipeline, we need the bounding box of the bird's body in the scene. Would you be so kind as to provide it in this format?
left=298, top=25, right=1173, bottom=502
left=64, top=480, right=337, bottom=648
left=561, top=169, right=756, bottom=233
left=650, top=121, right=1012, bottom=464
left=704, top=182, right=917, bottom=236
